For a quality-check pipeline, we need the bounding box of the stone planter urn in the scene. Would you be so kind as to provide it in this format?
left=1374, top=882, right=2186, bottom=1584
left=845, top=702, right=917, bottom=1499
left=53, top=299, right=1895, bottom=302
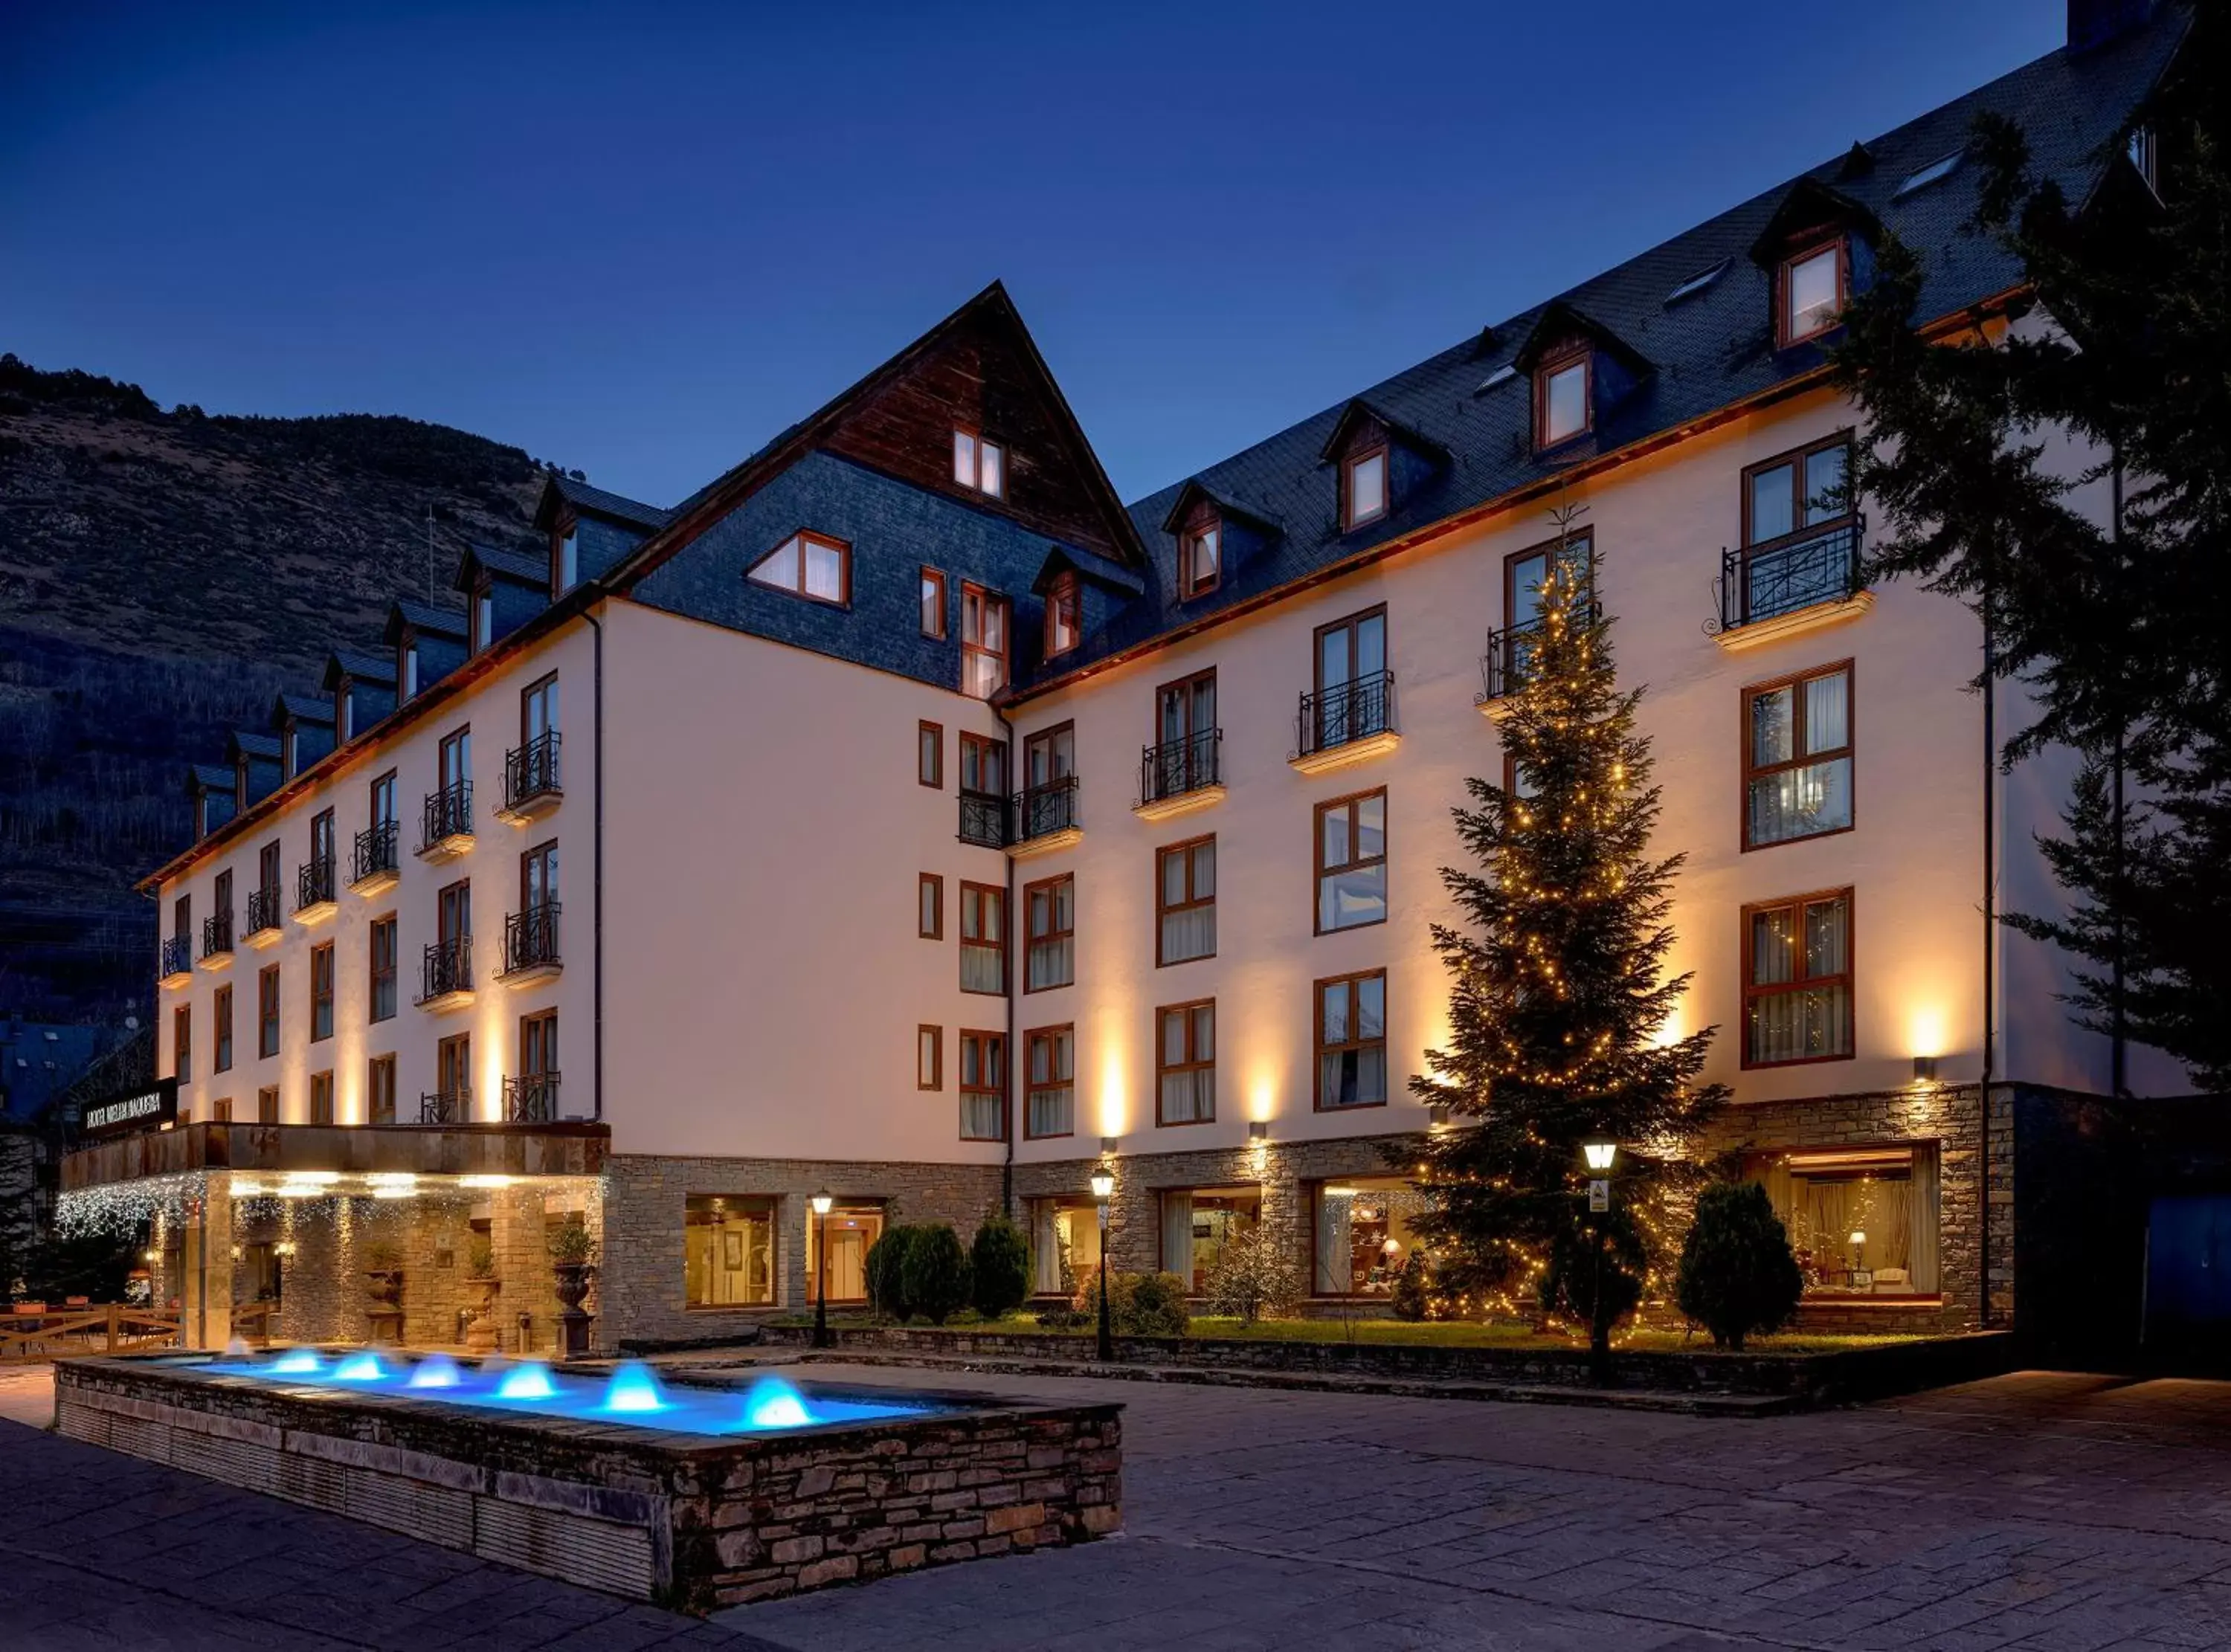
left=364, top=1248, right=405, bottom=1345
left=463, top=1276, right=501, bottom=1354
left=551, top=1262, right=593, bottom=1359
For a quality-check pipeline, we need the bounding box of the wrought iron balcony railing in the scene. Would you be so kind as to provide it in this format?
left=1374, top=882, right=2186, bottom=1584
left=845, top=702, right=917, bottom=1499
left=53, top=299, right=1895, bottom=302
left=421, top=779, right=473, bottom=851
left=419, top=1088, right=470, bottom=1126
left=959, top=789, right=1010, bottom=849
left=158, top=935, right=193, bottom=981
left=1014, top=776, right=1079, bottom=842
left=1297, top=668, right=1396, bottom=758
left=1716, top=519, right=1864, bottom=632
left=244, top=885, right=281, bottom=937
left=504, top=1072, right=560, bottom=1123
left=294, top=856, right=336, bottom=913
left=1477, top=600, right=1603, bottom=703
left=352, top=820, right=399, bottom=885
left=1141, top=729, right=1220, bottom=805
left=199, top=910, right=234, bottom=961
left=504, top=730, right=561, bottom=812
left=416, top=935, right=472, bottom=1004
left=500, top=903, right=561, bottom=976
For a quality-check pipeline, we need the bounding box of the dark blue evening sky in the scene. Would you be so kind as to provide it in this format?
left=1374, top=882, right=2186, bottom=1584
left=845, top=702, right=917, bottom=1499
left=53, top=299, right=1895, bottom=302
left=3, top=1, right=2061, bottom=507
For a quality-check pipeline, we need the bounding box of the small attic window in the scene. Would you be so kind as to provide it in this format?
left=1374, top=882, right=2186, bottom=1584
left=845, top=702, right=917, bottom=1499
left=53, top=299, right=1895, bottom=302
left=336, top=685, right=354, bottom=743
left=1893, top=149, right=1963, bottom=199
left=553, top=516, right=579, bottom=597
left=749, top=530, right=849, bottom=607
left=398, top=631, right=420, bottom=701
left=1181, top=518, right=1221, bottom=598
left=1342, top=448, right=1388, bottom=531
left=953, top=429, right=1005, bottom=499
left=470, top=575, right=494, bottom=654
left=1665, top=259, right=1730, bottom=306
left=2128, top=126, right=2157, bottom=193
left=1779, top=241, right=1846, bottom=348
left=1045, top=571, right=1082, bottom=658
left=1534, top=350, right=1591, bottom=449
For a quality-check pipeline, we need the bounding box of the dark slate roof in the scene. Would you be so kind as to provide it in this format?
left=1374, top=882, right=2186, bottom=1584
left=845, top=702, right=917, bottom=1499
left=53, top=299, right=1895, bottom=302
left=543, top=474, right=672, bottom=531
left=228, top=730, right=282, bottom=762
left=1074, top=13, right=2183, bottom=682
left=274, top=691, right=334, bottom=726
left=325, top=646, right=396, bottom=687
left=187, top=763, right=234, bottom=793
left=460, top=542, right=548, bottom=587
left=1034, top=543, right=1147, bottom=598
left=1158, top=479, right=1284, bottom=537
left=387, top=597, right=468, bottom=641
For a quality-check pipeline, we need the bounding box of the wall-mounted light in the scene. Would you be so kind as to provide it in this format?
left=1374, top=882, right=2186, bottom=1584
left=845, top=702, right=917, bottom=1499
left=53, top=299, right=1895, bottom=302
left=1583, top=1140, right=1617, bottom=1172
left=1912, top=1054, right=1939, bottom=1084
left=1427, top=1103, right=1451, bottom=1127
left=1247, top=1121, right=1269, bottom=1142
left=1099, top=1135, right=1119, bottom=1155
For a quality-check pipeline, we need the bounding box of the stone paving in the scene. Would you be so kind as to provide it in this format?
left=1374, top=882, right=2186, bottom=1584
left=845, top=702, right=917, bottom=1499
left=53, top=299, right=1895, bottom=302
left=9, top=1361, right=2231, bottom=1648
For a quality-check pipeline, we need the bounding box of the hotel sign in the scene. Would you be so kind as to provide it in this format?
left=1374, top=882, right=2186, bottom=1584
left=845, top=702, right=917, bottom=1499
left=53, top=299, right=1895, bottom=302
left=81, top=1077, right=178, bottom=1140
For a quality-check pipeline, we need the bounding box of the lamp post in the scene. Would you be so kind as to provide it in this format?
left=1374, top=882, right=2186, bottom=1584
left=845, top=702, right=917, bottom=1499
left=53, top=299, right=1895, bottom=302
left=1089, top=1167, right=1115, bottom=1362
left=810, top=1188, right=834, bottom=1349
left=1581, top=1140, right=1617, bottom=1385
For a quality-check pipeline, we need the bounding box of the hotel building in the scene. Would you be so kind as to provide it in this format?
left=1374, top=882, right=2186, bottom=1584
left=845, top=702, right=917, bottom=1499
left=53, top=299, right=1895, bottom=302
left=76, top=4, right=2188, bottom=1351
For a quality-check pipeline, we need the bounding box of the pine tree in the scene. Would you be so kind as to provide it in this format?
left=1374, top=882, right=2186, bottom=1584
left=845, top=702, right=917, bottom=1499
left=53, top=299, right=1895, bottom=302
left=1401, top=511, right=1728, bottom=1359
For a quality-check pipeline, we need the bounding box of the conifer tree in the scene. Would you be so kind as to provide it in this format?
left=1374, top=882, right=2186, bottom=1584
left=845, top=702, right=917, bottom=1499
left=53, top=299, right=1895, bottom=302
left=1402, top=512, right=1727, bottom=1358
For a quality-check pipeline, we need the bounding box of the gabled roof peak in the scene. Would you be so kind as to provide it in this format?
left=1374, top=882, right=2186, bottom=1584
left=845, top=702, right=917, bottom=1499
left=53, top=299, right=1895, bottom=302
left=1316, top=398, right=1449, bottom=466
left=1748, top=175, right=1880, bottom=265
left=1157, top=478, right=1282, bottom=538
left=1512, top=300, right=1652, bottom=375
left=535, top=474, right=671, bottom=533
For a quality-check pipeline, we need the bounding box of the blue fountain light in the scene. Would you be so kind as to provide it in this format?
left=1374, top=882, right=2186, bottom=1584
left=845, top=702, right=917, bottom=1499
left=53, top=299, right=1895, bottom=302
left=498, top=1361, right=557, bottom=1401
left=408, top=1354, right=463, bottom=1390
left=332, top=1352, right=387, bottom=1382
left=742, top=1374, right=815, bottom=1430
left=268, top=1349, right=323, bottom=1376
left=602, top=1361, right=669, bottom=1414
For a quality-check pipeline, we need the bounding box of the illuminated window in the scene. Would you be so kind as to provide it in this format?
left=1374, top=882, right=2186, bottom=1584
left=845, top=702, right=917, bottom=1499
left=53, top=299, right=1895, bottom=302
left=1780, top=242, right=1845, bottom=346
left=959, top=1030, right=1006, bottom=1140
left=1159, top=1186, right=1257, bottom=1294
left=747, top=531, right=849, bottom=607
left=1311, top=1177, right=1428, bottom=1296
left=953, top=429, right=1005, bottom=498
left=1025, top=1025, right=1074, bottom=1138
left=1750, top=1145, right=1939, bottom=1297
left=1156, top=1001, right=1214, bottom=1125
left=1315, top=789, right=1388, bottom=934
left=961, top=584, right=1010, bottom=697
left=1025, top=874, right=1074, bottom=991
left=917, top=1025, right=942, bottom=1090
left=686, top=1196, right=776, bottom=1308
left=1743, top=888, right=1854, bottom=1067
left=1156, top=837, right=1216, bottom=965
left=920, top=568, right=947, bottom=638
left=1535, top=353, right=1591, bottom=448
left=1343, top=448, right=1388, bottom=529
left=1045, top=572, right=1082, bottom=657
left=1744, top=664, right=1853, bottom=848
left=807, top=1203, right=885, bottom=1303
left=1316, top=970, right=1388, bottom=1109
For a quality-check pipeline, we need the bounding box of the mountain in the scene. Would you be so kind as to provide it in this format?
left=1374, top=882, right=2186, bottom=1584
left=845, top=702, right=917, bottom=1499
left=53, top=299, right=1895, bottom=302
left=0, top=354, right=567, bottom=1027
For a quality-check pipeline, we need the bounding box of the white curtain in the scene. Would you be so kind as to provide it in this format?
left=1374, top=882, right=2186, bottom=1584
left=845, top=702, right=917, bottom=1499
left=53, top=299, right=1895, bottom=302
left=1910, top=1146, right=1940, bottom=1293
left=1160, top=1193, right=1192, bottom=1282
left=1027, top=935, right=1072, bottom=990
left=1160, top=906, right=1214, bottom=964
left=1032, top=1201, right=1062, bottom=1294
left=1159, top=1068, right=1211, bottom=1123
left=961, top=943, right=1002, bottom=994
left=1314, top=1188, right=1353, bottom=1294
left=1027, top=1085, right=1072, bottom=1139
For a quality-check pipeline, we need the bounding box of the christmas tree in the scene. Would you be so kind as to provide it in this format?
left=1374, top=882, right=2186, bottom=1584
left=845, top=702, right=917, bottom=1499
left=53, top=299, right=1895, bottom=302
left=1402, top=509, right=1728, bottom=1361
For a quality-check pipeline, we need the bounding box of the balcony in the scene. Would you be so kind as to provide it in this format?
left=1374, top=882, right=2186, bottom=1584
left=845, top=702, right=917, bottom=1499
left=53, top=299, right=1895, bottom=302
left=1712, top=519, right=1871, bottom=651
left=1136, top=730, right=1224, bottom=822
left=1292, top=669, right=1399, bottom=775
left=417, top=780, right=474, bottom=863
left=1474, top=601, right=1601, bottom=719
left=415, top=935, right=474, bottom=1013
left=503, top=1071, right=561, bottom=1123
left=293, top=857, right=338, bottom=926
left=350, top=820, right=400, bottom=894
left=418, top=1088, right=471, bottom=1126
left=958, top=790, right=1009, bottom=850
left=499, top=903, right=561, bottom=984
left=1011, top=777, right=1081, bottom=859
left=158, top=935, right=193, bottom=989
left=197, top=910, right=234, bottom=971
left=495, top=731, right=561, bottom=825
left=242, top=886, right=283, bottom=947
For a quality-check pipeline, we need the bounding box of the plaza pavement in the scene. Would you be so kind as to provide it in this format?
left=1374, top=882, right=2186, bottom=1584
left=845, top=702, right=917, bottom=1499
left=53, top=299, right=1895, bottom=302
left=7, top=1361, right=2231, bottom=1648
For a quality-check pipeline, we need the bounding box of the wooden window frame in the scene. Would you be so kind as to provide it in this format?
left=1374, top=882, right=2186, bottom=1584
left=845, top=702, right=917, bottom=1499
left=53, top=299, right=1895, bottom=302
left=1503, top=529, right=1593, bottom=634
left=257, top=964, right=280, bottom=1060
left=309, top=941, right=335, bottom=1043
left=1533, top=346, right=1593, bottom=450
left=1044, top=571, right=1082, bottom=659
left=367, top=1054, right=396, bottom=1126
left=551, top=512, right=579, bottom=598
left=397, top=626, right=419, bottom=702
left=918, top=720, right=944, bottom=789
left=213, top=984, right=234, bottom=1074
left=438, top=726, right=470, bottom=793
left=920, top=567, right=948, bottom=639
left=1023, top=872, right=1074, bottom=993
left=308, top=1069, right=335, bottom=1127
left=1341, top=445, right=1389, bottom=532
left=1155, top=834, right=1217, bottom=967
left=1179, top=512, right=1222, bottom=599
left=173, top=1002, right=190, bottom=1083
left=257, top=1085, right=279, bottom=1125
left=958, top=1028, right=1008, bottom=1141
left=1313, top=787, right=1389, bottom=937
left=1023, top=1023, right=1075, bottom=1140
left=470, top=572, right=494, bottom=654
left=1314, top=968, right=1390, bottom=1111
left=961, top=584, right=1011, bottom=700
left=918, top=873, right=944, bottom=940
left=521, top=1007, right=558, bottom=1079
left=917, top=1025, right=943, bottom=1091
left=1739, top=887, right=1857, bottom=1071
left=1154, top=999, right=1216, bottom=1127
left=747, top=529, right=851, bottom=608
left=1741, top=660, right=1856, bottom=852
left=1741, top=432, right=1856, bottom=551
left=370, top=769, right=398, bottom=827
left=521, top=672, right=558, bottom=743
left=953, top=427, right=1006, bottom=499
left=437, top=877, right=470, bottom=948
left=1313, top=604, right=1387, bottom=697
left=309, top=807, right=335, bottom=870
left=370, top=915, right=398, bottom=1023
left=1777, top=236, right=1849, bottom=349
left=437, top=1030, right=472, bottom=1110
left=958, top=730, right=1005, bottom=796
left=959, top=880, right=1006, bottom=996
left=212, top=1097, right=233, bottom=1124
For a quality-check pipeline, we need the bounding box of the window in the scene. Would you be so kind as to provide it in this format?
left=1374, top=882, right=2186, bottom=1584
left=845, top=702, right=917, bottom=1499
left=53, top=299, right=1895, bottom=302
left=212, top=1097, right=232, bottom=1124
left=1535, top=351, right=1591, bottom=448
left=1750, top=1144, right=1940, bottom=1297
left=959, top=1030, right=1006, bottom=1140
left=337, top=683, right=354, bottom=743
left=1156, top=1001, right=1215, bottom=1125
left=173, top=1004, right=191, bottom=1083
left=522, top=672, right=558, bottom=744
left=1745, top=436, right=1851, bottom=547
left=1744, top=888, right=1854, bottom=1068
left=807, top=1203, right=886, bottom=1304
left=1312, top=1178, right=1428, bottom=1296
left=281, top=722, right=299, bottom=780
left=437, top=1031, right=472, bottom=1111
left=1745, top=664, right=1853, bottom=848
left=1316, top=970, right=1388, bottom=1109
left=522, top=1007, right=558, bottom=1080
left=308, top=1070, right=334, bottom=1126
left=257, top=1085, right=279, bottom=1125
left=1028, top=1197, right=1103, bottom=1294
left=1024, top=1025, right=1074, bottom=1138
left=1024, top=874, right=1074, bottom=991
left=309, top=943, right=335, bottom=1042
left=470, top=577, right=494, bottom=653
left=260, top=840, right=281, bottom=901
left=438, top=879, right=471, bottom=948
left=1160, top=1187, right=1258, bottom=1294
left=2128, top=124, right=2157, bottom=193
left=961, top=584, right=1010, bottom=698
left=257, top=965, right=280, bottom=1059
left=920, top=568, right=947, bottom=638
left=309, top=807, right=335, bottom=873
left=1316, top=789, right=1388, bottom=933
left=553, top=517, right=579, bottom=596
left=213, top=868, right=233, bottom=938
left=1311, top=606, right=1390, bottom=749
left=917, top=1025, right=942, bottom=1091
left=953, top=429, right=1005, bottom=498
left=439, top=727, right=470, bottom=796
left=959, top=731, right=1006, bottom=798
left=370, top=770, right=396, bottom=830
left=1149, top=670, right=1218, bottom=800
left=1342, top=448, right=1388, bottom=530
left=918, top=874, right=944, bottom=940
left=370, top=917, right=398, bottom=1022
left=399, top=633, right=420, bottom=700
left=918, top=721, right=943, bottom=789
left=1156, top=836, right=1217, bottom=965
left=747, top=530, right=849, bottom=606
left=686, top=1195, right=776, bottom=1308
left=1180, top=518, right=1221, bottom=598
left=368, top=1054, right=396, bottom=1126
left=213, top=986, right=234, bottom=1074
left=960, top=883, right=1005, bottom=994
left=1045, top=572, right=1082, bottom=657
left=1780, top=240, right=1845, bottom=346
left=522, top=839, right=558, bottom=912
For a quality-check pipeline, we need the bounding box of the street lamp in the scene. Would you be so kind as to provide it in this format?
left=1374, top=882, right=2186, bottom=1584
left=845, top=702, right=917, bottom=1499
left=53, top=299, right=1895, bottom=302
left=810, top=1187, right=834, bottom=1349
left=1580, top=1140, right=1617, bottom=1385
left=1089, top=1167, right=1116, bottom=1362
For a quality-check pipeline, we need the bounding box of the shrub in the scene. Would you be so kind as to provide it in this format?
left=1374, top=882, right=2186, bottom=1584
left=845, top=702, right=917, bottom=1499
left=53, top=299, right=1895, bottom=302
left=969, top=1212, right=1032, bottom=1320
left=1122, top=1271, right=1191, bottom=1338
left=865, top=1225, right=918, bottom=1321
left=1390, top=1248, right=1434, bottom=1322
left=1202, top=1226, right=1298, bottom=1325
left=363, top=1240, right=405, bottom=1272
left=546, top=1222, right=597, bottom=1267
left=1675, top=1181, right=1803, bottom=1350
left=901, top=1224, right=973, bottom=1325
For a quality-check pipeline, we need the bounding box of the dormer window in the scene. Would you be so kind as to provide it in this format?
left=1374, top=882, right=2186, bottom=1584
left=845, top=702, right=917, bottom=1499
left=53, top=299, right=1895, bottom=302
left=399, top=633, right=420, bottom=701
left=953, top=429, right=1005, bottom=499
left=1342, top=448, right=1388, bottom=531
left=748, top=530, right=849, bottom=607
left=336, top=684, right=353, bottom=742
left=1780, top=240, right=1846, bottom=348
left=1045, top=572, right=1082, bottom=658
left=280, top=725, right=298, bottom=780
left=1535, top=351, right=1591, bottom=448
left=470, top=577, right=494, bottom=654
left=553, top=517, right=579, bottom=596
left=1181, top=519, right=1221, bottom=598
